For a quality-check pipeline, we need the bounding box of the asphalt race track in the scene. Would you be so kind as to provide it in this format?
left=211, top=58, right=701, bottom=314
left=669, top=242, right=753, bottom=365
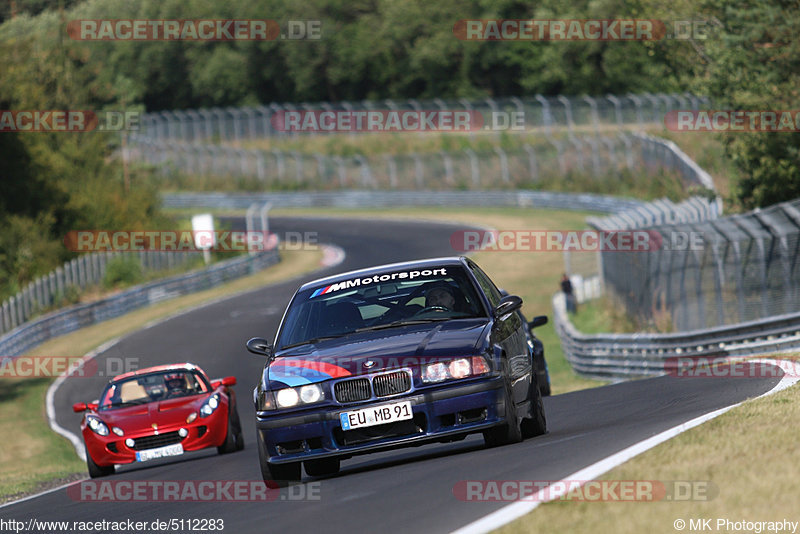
left=1, top=217, right=784, bottom=533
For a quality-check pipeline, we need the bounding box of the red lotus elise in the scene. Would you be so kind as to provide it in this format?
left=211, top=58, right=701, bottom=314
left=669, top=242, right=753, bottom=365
left=73, top=363, right=244, bottom=478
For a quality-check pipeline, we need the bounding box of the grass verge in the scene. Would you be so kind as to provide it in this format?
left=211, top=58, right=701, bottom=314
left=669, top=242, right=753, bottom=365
left=0, top=247, right=322, bottom=502
left=499, top=355, right=800, bottom=533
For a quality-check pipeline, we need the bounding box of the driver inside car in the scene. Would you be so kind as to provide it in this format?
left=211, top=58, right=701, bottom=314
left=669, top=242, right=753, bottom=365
left=164, top=373, right=189, bottom=398
left=425, top=285, right=456, bottom=310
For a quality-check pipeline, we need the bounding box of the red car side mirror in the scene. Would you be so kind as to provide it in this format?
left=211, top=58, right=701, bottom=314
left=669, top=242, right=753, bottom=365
left=72, top=402, right=87, bottom=413
left=222, top=376, right=237, bottom=387
left=87, top=402, right=98, bottom=411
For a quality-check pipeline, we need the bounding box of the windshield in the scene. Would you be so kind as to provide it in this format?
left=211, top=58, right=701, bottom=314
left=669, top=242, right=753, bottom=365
left=276, top=265, right=486, bottom=350
left=99, top=370, right=210, bottom=410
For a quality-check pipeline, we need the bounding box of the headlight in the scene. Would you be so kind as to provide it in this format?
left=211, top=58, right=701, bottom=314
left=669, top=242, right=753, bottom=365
left=423, top=362, right=448, bottom=383
left=299, top=384, right=322, bottom=404
left=87, top=416, right=109, bottom=436
left=274, top=384, right=324, bottom=409
left=200, top=394, right=221, bottom=418
left=422, top=356, right=490, bottom=384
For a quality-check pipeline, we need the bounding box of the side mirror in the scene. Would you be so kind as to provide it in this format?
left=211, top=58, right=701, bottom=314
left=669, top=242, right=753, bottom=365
left=87, top=402, right=98, bottom=411
left=529, top=315, right=548, bottom=330
left=247, top=337, right=273, bottom=358
left=494, top=295, right=523, bottom=319
left=72, top=402, right=87, bottom=413
left=222, top=376, right=237, bottom=387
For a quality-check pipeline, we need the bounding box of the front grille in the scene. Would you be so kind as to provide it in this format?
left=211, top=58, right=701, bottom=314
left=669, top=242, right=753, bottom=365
left=373, top=371, right=412, bottom=397
left=130, top=431, right=183, bottom=451
left=334, top=378, right=371, bottom=403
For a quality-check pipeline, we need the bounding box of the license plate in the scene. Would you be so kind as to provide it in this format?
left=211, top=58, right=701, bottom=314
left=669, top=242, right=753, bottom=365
left=339, top=401, right=413, bottom=430
left=135, top=443, right=184, bottom=462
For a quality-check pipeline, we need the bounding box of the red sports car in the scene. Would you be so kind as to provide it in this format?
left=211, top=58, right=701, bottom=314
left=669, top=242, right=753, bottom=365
left=73, top=363, right=244, bottom=478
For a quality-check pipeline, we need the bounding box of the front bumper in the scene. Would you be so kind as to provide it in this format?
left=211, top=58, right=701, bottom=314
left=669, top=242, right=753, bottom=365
left=84, top=408, right=229, bottom=467
left=256, top=377, right=505, bottom=464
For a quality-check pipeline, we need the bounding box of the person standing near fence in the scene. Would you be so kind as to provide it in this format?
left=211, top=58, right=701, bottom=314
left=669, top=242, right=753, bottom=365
left=561, top=273, right=577, bottom=314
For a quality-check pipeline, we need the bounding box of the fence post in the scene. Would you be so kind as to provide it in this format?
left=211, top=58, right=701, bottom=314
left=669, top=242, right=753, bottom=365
left=272, top=150, right=286, bottom=182
left=9, top=296, right=18, bottom=329
left=411, top=153, right=424, bottom=188
left=558, top=95, right=574, bottom=135
left=1, top=301, right=9, bottom=333
left=464, top=148, right=480, bottom=187
left=384, top=155, right=398, bottom=188
left=535, top=94, right=553, bottom=138
left=334, top=156, right=347, bottom=187
left=355, top=155, right=374, bottom=188
left=493, top=147, right=510, bottom=183
left=582, top=95, right=600, bottom=135
left=459, top=98, right=475, bottom=140
left=523, top=144, right=538, bottom=181
left=606, top=94, right=623, bottom=127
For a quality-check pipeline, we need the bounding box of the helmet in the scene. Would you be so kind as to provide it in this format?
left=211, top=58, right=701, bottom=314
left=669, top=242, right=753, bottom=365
left=164, top=372, right=186, bottom=390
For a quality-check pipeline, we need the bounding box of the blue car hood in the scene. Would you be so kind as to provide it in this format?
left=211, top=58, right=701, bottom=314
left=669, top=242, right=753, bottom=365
left=266, top=318, right=489, bottom=388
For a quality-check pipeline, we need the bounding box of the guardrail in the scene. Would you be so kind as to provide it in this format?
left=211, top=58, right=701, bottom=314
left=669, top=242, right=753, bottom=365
left=161, top=190, right=645, bottom=213
left=553, top=280, right=800, bottom=380
left=0, top=251, right=200, bottom=337
left=0, top=249, right=279, bottom=360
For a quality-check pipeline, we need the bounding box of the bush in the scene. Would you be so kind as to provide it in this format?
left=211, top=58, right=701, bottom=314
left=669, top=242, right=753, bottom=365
left=103, top=256, right=143, bottom=289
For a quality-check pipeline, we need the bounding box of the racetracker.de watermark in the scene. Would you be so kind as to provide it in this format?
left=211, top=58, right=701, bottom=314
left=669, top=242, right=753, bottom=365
left=0, top=111, right=140, bottom=132
left=665, top=110, right=800, bottom=132
left=67, top=19, right=321, bottom=40
left=450, top=230, right=705, bottom=252
left=67, top=480, right=321, bottom=502
left=665, top=357, right=800, bottom=379
left=453, top=19, right=709, bottom=41
left=453, top=480, right=717, bottom=502
left=270, top=110, right=530, bottom=133
left=0, top=356, right=138, bottom=379
left=62, top=230, right=320, bottom=252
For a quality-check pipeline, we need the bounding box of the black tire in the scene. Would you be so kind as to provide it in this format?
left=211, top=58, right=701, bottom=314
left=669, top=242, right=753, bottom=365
left=483, top=372, right=523, bottom=447
left=521, top=379, right=547, bottom=438
left=532, top=340, right=551, bottom=397
left=218, top=403, right=245, bottom=454
left=85, top=446, right=114, bottom=478
left=217, top=412, right=237, bottom=455
left=304, top=458, right=341, bottom=477
left=257, top=431, right=300, bottom=488
left=231, top=403, right=245, bottom=451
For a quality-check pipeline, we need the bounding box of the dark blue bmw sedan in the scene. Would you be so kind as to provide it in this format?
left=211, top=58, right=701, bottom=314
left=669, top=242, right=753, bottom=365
left=246, top=257, right=547, bottom=485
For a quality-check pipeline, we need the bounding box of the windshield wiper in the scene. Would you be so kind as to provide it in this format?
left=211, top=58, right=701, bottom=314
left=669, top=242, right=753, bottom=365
left=355, top=318, right=451, bottom=332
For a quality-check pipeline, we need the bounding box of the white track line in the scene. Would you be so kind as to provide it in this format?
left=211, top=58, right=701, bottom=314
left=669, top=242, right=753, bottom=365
left=452, top=358, right=799, bottom=534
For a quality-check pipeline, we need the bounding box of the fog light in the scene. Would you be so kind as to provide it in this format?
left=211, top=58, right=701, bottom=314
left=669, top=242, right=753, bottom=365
left=178, top=428, right=188, bottom=438
left=125, top=438, right=135, bottom=448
